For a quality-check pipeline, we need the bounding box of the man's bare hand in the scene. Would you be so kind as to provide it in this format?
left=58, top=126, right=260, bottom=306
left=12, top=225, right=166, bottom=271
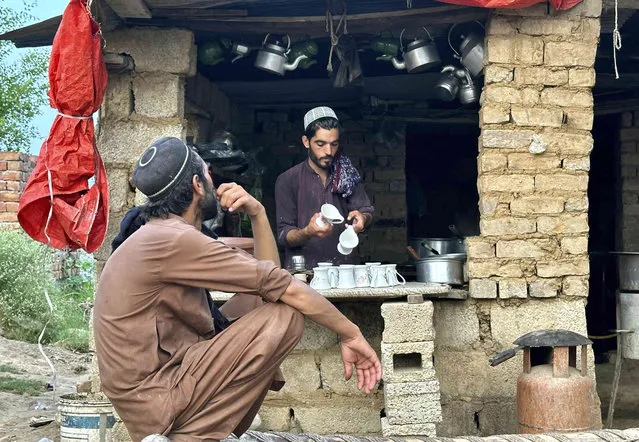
left=304, top=213, right=333, bottom=238
left=340, top=333, right=382, bottom=394
left=216, top=182, right=263, bottom=217
left=347, top=210, right=366, bottom=233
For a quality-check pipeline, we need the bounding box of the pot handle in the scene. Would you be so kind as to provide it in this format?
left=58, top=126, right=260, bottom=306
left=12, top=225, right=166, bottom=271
left=262, top=33, right=291, bottom=51
left=447, top=23, right=461, bottom=58
left=489, top=347, right=519, bottom=367
left=399, top=28, right=407, bottom=53
left=422, top=26, right=434, bottom=42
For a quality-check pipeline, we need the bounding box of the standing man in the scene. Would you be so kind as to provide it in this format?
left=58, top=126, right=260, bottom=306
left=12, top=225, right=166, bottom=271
left=275, top=106, right=374, bottom=268
left=93, top=137, right=381, bottom=441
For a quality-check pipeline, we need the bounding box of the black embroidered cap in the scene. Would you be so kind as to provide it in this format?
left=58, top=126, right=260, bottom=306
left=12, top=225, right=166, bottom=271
left=133, top=137, right=192, bottom=202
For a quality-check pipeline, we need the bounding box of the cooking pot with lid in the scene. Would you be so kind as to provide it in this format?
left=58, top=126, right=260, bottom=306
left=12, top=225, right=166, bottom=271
left=408, top=237, right=466, bottom=259
left=416, top=256, right=464, bottom=286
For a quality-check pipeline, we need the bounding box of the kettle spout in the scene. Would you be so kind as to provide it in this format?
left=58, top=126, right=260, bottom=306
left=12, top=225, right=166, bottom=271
left=391, top=57, right=406, bottom=70
left=284, top=55, right=308, bottom=71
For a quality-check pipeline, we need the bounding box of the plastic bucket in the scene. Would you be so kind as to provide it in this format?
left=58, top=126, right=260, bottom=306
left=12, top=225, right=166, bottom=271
left=620, top=292, right=639, bottom=360
left=59, top=393, right=115, bottom=442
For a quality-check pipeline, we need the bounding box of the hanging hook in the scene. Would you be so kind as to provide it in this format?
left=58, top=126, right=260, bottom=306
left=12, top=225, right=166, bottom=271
left=447, top=23, right=461, bottom=58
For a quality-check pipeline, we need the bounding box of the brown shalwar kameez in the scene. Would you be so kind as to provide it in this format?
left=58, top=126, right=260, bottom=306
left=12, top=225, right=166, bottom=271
left=93, top=215, right=302, bottom=442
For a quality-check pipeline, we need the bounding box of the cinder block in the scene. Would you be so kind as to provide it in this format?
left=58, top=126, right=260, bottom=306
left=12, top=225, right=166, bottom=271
left=292, top=400, right=384, bottom=434
left=381, top=341, right=435, bottom=383
left=102, top=73, right=133, bottom=120
left=381, top=417, right=436, bottom=437
left=384, top=391, right=442, bottom=425
left=98, top=119, right=186, bottom=166
left=295, top=317, right=338, bottom=350
left=434, top=300, right=480, bottom=349
left=469, top=279, right=498, bottom=299
left=105, top=27, right=195, bottom=74
left=133, top=73, right=185, bottom=118
left=317, top=349, right=380, bottom=396
left=385, top=379, right=440, bottom=396
left=381, top=301, right=434, bottom=343
left=257, top=405, right=292, bottom=432
left=107, top=168, right=133, bottom=214
left=278, top=352, right=321, bottom=396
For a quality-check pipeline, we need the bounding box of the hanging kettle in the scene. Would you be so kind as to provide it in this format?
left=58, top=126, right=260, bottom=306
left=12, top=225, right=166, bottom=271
left=435, top=65, right=465, bottom=102
left=288, top=38, right=319, bottom=69
left=458, top=69, right=479, bottom=105
left=371, top=31, right=400, bottom=61
left=391, top=27, right=441, bottom=74
left=448, top=22, right=485, bottom=77
left=254, top=34, right=307, bottom=76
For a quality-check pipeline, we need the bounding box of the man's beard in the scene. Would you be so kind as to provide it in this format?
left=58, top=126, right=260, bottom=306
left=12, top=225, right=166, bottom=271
left=199, top=180, right=219, bottom=221
left=309, top=148, right=334, bottom=170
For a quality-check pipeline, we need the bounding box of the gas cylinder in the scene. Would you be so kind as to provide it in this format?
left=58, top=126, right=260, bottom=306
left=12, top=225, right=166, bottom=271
left=490, top=330, right=600, bottom=434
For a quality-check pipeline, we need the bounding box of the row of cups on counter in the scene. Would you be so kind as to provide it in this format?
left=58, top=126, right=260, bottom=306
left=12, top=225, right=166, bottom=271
left=309, top=262, right=406, bottom=290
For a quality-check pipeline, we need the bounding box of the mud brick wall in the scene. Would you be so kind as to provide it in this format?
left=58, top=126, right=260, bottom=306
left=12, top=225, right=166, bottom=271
left=231, top=108, right=407, bottom=264
left=620, top=111, right=639, bottom=251
left=0, top=152, right=36, bottom=228
left=433, top=1, right=603, bottom=437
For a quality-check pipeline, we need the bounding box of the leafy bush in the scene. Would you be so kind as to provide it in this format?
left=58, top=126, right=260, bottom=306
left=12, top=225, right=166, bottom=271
left=0, top=230, right=93, bottom=352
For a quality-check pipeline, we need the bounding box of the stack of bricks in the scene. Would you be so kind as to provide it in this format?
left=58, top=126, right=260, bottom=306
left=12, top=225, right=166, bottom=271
left=620, top=110, right=639, bottom=251
left=469, top=0, right=601, bottom=300
left=0, top=151, right=35, bottom=228
left=380, top=300, right=441, bottom=437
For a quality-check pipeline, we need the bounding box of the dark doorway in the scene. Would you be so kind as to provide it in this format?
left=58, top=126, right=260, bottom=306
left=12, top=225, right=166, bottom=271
left=588, top=114, right=621, bottom=361
left=405, top=123, right=481, bottom=239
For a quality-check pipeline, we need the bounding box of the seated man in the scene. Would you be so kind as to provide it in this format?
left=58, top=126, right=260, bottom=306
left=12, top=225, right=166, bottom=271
left=93, top=137, right=381, bottom=441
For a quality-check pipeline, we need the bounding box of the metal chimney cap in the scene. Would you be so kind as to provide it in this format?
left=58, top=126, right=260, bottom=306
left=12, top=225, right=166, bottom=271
left=513, top=329, right=592, bottom=348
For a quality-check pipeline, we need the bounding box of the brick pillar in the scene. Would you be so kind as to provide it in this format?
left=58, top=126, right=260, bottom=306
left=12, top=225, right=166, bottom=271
left=620, top=111, right=639, bottom=250
left=0, top=152, right=36, bottom=228
left=435, top=0, right=603, bottom=436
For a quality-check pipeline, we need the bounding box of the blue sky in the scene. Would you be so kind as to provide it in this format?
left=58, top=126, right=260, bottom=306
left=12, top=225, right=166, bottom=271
left=6, top=0, right=71, bottom=153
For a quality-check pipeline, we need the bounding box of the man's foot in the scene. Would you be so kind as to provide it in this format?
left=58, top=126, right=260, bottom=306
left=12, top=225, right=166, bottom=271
left=141, top=434, right=170, bottom=442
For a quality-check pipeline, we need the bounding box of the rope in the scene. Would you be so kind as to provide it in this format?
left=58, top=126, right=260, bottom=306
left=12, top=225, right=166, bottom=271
left=39, top=134, right=58, bottom=405
left=612, top=0, right=622, bottom=80
left=58, top=112, right=92, bottom=120
left=326, top=9, right=348, bottom=73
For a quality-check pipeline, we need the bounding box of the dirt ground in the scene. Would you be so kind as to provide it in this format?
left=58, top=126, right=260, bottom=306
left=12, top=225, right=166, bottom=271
left=0, top=335, right=637, bottom=442
left=0, top=336, right=91, bottom=442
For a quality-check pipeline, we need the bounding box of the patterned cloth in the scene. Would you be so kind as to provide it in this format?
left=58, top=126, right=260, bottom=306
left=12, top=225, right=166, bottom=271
left=331, top=153, right=361, bottom=198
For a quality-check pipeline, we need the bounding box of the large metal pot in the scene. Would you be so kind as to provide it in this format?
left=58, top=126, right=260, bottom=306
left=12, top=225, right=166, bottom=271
left=416, top=257, right=464, bottom=285
left=615, top=252, right=639, bottom=291
left=408, top=237, right=466, bottom=258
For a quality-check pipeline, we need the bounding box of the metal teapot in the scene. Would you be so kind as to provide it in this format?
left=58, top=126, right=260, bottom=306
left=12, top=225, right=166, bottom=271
left=254, top=34, right=307, bottom=76
left=371, top=31, right=400, bottom=61
left=458, top=69, right=479, bottom=105
left=435, top=65, right=465, bottom=102
left=448, top=22, right=485, bottom=77
left=391, top=27, right=441, bottom=73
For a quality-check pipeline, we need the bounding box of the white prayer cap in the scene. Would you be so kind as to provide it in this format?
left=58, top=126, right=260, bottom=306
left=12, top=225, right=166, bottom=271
left=303, top=106, right=338, bottom=131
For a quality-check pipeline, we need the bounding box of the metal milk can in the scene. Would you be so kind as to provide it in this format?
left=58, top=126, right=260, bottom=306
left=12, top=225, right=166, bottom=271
left=490, top=330, right=599, bottom=434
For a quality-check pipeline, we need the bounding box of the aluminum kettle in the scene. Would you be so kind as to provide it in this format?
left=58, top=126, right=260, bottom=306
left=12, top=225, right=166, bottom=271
left=448, top=22, right=485, bottom=77
left=435, top=65, right=465, bottom=102
left=458, top=69, right=479, bottom=105
left=391, top=27, right=441, bottom=73
left=254, top=34, right=307, bottom=76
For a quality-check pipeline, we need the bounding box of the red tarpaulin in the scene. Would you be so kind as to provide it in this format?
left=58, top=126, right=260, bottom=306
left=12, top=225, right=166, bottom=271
left=18, top=0, right=109, bottom=253
left=436, top=0, right=583, bottom=9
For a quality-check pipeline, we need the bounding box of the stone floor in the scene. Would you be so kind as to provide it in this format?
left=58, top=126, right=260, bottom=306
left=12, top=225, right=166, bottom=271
left=596, top=354, right=639, bottom=429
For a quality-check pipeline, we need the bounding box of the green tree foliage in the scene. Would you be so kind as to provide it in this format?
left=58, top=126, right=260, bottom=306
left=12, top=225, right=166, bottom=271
left=0, top=1, right=49, bottom=152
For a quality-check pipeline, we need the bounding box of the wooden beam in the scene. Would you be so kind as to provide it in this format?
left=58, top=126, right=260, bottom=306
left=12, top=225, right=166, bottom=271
left=151, top=8, right=248, bottom=18
left=595, top=98, right=639, bottom=115
left=104, top=0, right=152, bottom=19
left=145, top=0, right=261, bottom=8
left=128, top=8, right=488, bottom=38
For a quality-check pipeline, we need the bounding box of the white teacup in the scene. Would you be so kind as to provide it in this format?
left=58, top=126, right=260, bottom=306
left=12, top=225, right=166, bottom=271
left=365, top=262, right=381, bottom=279
left=310, top=267, right=331, bottom=290
left=354, top=265, right=370, bottom=287
left=370, top=265, right=390, bottom=288
left=317, top=262, right=333, bottom=267
left=316, top=204, right=344, bottom=227
left=338, top=225, right=359, bottom=256
left=337, top=265, right=356, bottom=289
left=382, top=264, right=406, bottom=286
